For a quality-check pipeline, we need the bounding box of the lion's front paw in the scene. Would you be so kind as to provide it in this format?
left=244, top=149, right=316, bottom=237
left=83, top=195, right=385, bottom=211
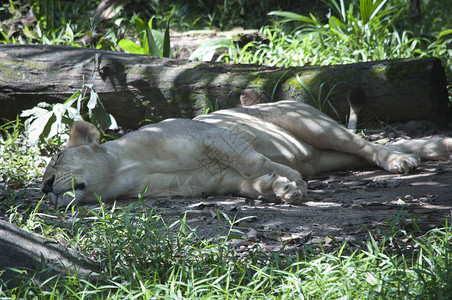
left=385, top=153, right=420, bottom=174
left=272, top=176, right=307, bottom=205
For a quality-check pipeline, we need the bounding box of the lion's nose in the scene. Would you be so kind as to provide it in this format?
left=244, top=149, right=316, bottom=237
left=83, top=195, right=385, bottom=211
left=41, top=175, right=55, bottom=194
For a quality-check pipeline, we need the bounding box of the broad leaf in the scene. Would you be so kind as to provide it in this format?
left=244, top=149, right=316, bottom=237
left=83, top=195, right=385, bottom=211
left=23, top=110, right=53, bottom=143
left=118, top=39, right=145, bottom=55
left=87, top=89, right=99, bottom=110
left=438, top=29, right=452, bottom=39
left=20, top=105, right=47, bottom=118
left=89, top=100, right=116, bottom=132
left=145, top=18, right=161, bottom=56
left=134, top=18, right=146, bottom=45
left=64, top=90, right=82, bottom=106
left=268, top=11, right=315, bottom=24
left=190, top=40, right=234, bottom=61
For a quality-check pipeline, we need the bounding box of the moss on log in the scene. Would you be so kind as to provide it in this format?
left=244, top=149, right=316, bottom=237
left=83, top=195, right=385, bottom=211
left=0, top=44, right=449, bottom=128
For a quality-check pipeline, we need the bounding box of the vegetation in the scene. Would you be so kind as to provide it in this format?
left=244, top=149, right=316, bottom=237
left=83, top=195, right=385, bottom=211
left=118, top=17, right=172, bottom=57
left=0, top=182, right=451, bottom=298
left=0, top=0, right=451, bottom=298
left=1, top=1, right=450, bottom=78
left=21, top=81, right=116, bottom=145
left=0, top=119, right=45, bottom=189
left=193, top=0, right=451, bottom=79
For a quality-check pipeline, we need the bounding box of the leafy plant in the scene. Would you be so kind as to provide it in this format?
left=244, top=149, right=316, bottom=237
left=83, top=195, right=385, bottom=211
left=296, top=76, right=341, bottom=118
left=202, top=97, right=219, bottom=114
left=196, top=0, right=449, bottom=76
left=268, top=0, right=407, bottom=63
left=189, top=39, right=235, bottom=61
left=118, top=17, right=172, bottom=57
left=0, top=0, right=99, bottom=47
left=21, top=83, right=116, bottom=145
left=0, top=118, right=45, bottom=188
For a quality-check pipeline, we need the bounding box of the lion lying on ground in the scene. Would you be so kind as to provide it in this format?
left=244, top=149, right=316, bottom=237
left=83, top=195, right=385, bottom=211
left=42, top=101, right=452, bottom=206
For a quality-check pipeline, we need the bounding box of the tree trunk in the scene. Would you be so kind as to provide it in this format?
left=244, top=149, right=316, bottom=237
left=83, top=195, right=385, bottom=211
left=0, top=219, right=99, bottom=286
left=0, top=44, right=449, bottom=129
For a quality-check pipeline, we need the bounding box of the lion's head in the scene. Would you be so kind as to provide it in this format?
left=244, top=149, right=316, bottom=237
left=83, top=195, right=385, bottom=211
left=41, top=121, right=114, bottom=206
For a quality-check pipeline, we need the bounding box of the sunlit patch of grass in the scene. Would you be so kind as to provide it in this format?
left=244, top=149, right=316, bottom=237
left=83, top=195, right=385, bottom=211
left=196, top=0, right=451, bottom=86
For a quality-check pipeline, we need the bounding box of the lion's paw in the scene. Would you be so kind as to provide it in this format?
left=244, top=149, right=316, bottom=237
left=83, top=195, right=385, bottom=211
left=385, top=153, right=420, bottom=174
left=272, top=176, right=307, bottom=205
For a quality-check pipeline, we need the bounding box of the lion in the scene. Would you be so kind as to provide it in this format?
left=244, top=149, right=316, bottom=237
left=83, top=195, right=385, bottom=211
left=41, top=100, right=452, bottom=206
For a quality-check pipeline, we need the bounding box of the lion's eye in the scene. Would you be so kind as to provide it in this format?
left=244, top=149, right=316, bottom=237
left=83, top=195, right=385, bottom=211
left=283, top=184, right=290, bottom=192
left=54, top=152, right=63, bottom=163
left=74, top=182, right=86, bottom=190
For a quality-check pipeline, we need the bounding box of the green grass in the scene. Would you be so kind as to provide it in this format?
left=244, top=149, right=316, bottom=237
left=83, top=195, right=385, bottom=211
left=0, top=195, right=451, bottom=299
left=0, top=119, right=46, bottom=190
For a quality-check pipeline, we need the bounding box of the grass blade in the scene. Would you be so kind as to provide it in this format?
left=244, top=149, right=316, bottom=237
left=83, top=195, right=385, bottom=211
left=162, top=18, right=172, bottom=58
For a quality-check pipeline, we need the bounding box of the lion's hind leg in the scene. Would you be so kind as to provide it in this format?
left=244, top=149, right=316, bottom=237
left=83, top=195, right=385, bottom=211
left=200, top=127, right=307, bottom=203
left=389, top=138, right=452, bottom=161
left=243, top=101, right=424, bottom=174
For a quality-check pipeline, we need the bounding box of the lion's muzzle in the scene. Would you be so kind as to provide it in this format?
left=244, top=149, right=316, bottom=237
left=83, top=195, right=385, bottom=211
left=41, top=175, right=55, bottom=194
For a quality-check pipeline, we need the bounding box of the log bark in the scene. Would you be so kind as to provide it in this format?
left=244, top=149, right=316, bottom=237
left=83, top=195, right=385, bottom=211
left=0, top=44, right=449, bottom=129
left=0, top=219, right=99, bottom=286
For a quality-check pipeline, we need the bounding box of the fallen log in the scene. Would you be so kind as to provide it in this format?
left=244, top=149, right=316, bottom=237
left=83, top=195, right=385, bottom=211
left=0, top=44, right=449, bottom=128
left=0, top=219, right=99, bottom=286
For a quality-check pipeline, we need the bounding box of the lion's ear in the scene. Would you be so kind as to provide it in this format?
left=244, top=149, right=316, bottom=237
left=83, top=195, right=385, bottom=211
left=66, top=121, right=100, bottom=148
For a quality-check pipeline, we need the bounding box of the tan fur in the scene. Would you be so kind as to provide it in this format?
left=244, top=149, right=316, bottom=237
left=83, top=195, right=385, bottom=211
left=41, top=101, right=452, bottom=206
left=66, top=121, right=100, bottom=148
left=239, top=89, right=263, bottom=107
